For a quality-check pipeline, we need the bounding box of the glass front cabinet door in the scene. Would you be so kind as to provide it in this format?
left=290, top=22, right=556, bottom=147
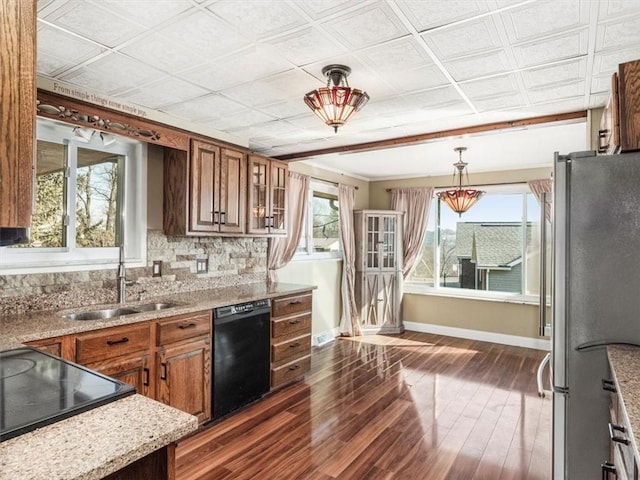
left=354, top=210, right=404, bottom=335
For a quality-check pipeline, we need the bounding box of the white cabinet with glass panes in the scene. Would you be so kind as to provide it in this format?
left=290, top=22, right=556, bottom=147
left=354, top=210, right=404, bottom=335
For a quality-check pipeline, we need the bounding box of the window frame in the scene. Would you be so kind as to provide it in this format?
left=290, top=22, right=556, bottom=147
left=294, top=180, right=342, bottom=261
left=404, top=183, right=543, bottom=305
left=0, top=118, right=147, bottom=274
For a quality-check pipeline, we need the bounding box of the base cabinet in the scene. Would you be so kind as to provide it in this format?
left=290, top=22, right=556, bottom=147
left=157, top=338, right=211, bottom=424
left=270, top=291, right=313, bottom=390
left=604, top=375, right=639, bottom=479
left=356, top=271, right=402, bottom=334
left=27, top=310, right=212, bottom=424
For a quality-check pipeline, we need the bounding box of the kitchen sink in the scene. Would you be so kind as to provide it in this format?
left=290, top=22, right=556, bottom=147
left=132, top=302, right=178, bottom=312
left=63, top=308, right=140, bottom=321
left=63, top=302, right=179, bottom=321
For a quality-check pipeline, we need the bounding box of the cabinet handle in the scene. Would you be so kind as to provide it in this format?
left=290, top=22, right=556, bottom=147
left=598, top=129, right=610, bottom=154
left=160, top=362, right=167, bottom=380
left=289, top=300, right=302, bottom=305
left=212, top=211, right=219, bottom=225
left=602, top=379, right=617, bottom=393
left=106, top=337, right=129, bottom=346
left=289, top=319, right=301, bottom=325
left=289, top=342, right=301, bottom=348
left=220, top=212, right=226, bottom=225
left=143, top=367, right=150, bottom=386
left=178, top=322, right=197, bottom=330
left=288, top=364, right=300, bottom=371
left=601, top=461, right=617, bottom=479
left=608, top=423, right=630, bottom=445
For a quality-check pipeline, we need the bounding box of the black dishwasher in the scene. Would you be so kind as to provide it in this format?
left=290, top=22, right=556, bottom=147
left=213, top=299, right=270, bottom=420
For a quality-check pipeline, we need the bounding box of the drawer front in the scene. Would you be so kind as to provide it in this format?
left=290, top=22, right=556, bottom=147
left=76, top=324, right=150, bottom=364
left=272, top=312, right=311, bottom=338
left=272, top=334, right=311, bottom=364
left=271, top=355, right=311, bottom=388
left=157, top=311, right=211, bottom=346
left=272, top=292, right=312, bottom=318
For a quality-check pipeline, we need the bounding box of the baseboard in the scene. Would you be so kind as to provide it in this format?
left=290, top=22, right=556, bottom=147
left=403, top=321, right=550, bottom=350
left=313, top=328, right=339, bottom=347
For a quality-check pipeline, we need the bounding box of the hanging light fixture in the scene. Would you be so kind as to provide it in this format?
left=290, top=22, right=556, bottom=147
left=437, top=147, right=485, bottom=217
left=303, top=64, right=369, bottom=133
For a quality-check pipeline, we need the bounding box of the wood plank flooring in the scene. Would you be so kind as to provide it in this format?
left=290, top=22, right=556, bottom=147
left=176, top=332, right=551, bottom=480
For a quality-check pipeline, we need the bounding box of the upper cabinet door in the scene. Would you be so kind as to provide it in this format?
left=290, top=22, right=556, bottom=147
left=0, top=0, right=35, bottom=228
left=190, top=140, right=220, bottom=232
left=269, top=160, right=288, bottom=235
left=247, top=155, right=271, bottom=235
left=219, top=148, right=246, bottom=234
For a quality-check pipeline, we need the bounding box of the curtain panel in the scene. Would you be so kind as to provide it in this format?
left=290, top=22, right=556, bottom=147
left=527, top=179, right=552, bottom=222
left=267, top=172, right=310, bottom=284
left=337, top=184, right=360, bottom=336
left=390, top=187, right=434, bottom=278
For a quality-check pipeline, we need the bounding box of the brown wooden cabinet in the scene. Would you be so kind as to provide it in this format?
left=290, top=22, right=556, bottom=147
left=164, top=141, right=246, bottom=236
left=74, top=323, right=153, bottom=397
left=605, top=378, right=639, bottom=480
left=599, top=59, right=640, bottom=154
left=247, top=155, right=288, bottom=235
left=618, top=59, right=640, bottom=153
left=270, top=291, right=312, bottom=390
left=0, top=0, right=36, bottom=228
left=27, top=310, right=212, bottom=424
left=156, top=311, right=212, bottom=424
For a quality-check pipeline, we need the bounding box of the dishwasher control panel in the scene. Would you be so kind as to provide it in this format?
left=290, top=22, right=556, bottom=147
left=215, top=298, right=270, bottom=318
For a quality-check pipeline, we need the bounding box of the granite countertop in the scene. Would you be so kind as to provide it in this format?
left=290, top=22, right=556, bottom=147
left=607, top=345, right=640, bottom=463
left=0, top=282, right=315, bottom=350
left=0, top=394, right=198, bottom=480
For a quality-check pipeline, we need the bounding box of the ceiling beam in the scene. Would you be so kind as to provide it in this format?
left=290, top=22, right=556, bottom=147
left=274, top=110, right=588, bottom=161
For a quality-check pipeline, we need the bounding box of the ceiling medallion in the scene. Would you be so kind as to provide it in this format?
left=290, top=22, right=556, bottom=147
left=303, top=64, right=369, bottom=133
left=437, top=147, right=485, bottom=216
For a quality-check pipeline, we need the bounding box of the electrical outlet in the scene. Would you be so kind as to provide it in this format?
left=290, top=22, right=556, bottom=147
left=152, top=260, right=162, bottom=277
left=196, top=258, right=208, bottom=274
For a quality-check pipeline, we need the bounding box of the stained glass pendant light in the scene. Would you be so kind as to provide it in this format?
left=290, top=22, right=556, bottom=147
left=437, top=147, right=485, bottom=217
left=304, top=64, right=369, bottom=133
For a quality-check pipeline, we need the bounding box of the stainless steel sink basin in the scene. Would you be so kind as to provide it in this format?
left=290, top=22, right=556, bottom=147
left=63, top=302, right=179, bottom=320
left=133, top=302, right=178, bottom=312
left=64, top=307, right=140, bottom=321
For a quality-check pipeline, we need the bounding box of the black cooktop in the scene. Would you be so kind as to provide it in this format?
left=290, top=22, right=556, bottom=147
left=0, top=347, right=135, bottom=442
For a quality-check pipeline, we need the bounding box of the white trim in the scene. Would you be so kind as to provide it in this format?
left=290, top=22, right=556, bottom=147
left=312, top=328, right=339, bottom=347
left=404, top=283, right=540, bottom=305
left=403, top=320, right=550, bottom=350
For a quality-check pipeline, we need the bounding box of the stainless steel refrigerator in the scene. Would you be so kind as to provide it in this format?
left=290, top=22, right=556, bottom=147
left=553, top=150, right=640, bottom=479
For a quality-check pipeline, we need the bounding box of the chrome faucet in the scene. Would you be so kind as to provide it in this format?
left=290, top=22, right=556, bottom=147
left=116, top=246, right=128, bottom=303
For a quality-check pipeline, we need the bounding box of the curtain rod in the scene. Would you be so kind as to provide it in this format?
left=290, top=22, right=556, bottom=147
left=310, top=176, right=359, bottom=190
left=385, top=181, right=529, bottom=192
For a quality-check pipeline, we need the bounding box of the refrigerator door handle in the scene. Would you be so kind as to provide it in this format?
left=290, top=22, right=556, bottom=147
left=552, top=386, right=569, bottom=395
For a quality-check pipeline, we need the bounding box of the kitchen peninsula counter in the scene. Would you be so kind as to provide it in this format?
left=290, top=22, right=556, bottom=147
left=0, top=394, right=197, bottom=480
left=0, top=282, right=315, bottom=350
left=607, top=345, right=640, bottom=466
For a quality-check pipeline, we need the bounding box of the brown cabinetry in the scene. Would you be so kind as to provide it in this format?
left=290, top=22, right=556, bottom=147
left=247, top=155, right=288, bottom=235
left=0, top=0, right=36, bottom=228
left=599, top=59, right=640, bottom=154
left=27, top=310, right=212, bottom=424
left=270, top=291, right=312, bottom=390
left=156, top=311, right=211, bottom=424
left=164, top=141, right=246, bottom=236
left=604, top=377, right=639, bottom=480
left=75, top=323, right=152, bottom=397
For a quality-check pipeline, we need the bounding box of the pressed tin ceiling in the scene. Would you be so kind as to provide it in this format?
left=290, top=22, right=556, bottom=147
left=36, top=0, right=640, bottom=179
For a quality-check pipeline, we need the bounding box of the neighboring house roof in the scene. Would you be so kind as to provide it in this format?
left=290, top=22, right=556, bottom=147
left=456, top=222, right=534, bottom=269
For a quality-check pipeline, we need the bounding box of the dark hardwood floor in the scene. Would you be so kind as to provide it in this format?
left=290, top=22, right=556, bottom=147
left=176, top=332, right=551, bottom=480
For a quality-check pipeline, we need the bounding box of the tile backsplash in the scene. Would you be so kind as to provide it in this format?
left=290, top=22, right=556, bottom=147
left=0, top=230, right=267, bottom=315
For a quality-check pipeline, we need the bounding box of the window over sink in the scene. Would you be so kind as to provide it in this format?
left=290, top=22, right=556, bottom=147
left=0, top=118, right=147, bottom=274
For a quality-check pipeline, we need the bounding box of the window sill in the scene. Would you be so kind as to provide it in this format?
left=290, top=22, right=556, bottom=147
left=403, top=283, right=545, bottom=306
left=292, top=253, right=343, bottom=262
